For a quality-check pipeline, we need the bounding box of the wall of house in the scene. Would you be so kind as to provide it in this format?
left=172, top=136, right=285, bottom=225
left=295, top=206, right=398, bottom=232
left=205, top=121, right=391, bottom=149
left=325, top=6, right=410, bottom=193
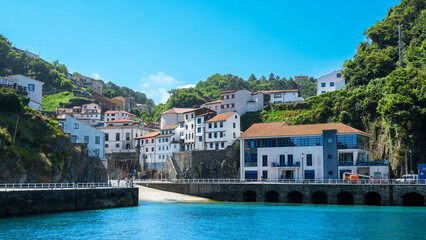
left=61, top=115, right=105, bottom=160
left=316, top=70, right=345, bottom=95
left=11, top=75, right=44, bottom=111
left=271, top=92, right=304, bottom=103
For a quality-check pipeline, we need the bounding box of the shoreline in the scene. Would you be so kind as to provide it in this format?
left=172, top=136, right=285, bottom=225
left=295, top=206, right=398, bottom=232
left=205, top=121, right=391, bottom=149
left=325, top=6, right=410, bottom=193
left=137, top=185, right=214, bottom=203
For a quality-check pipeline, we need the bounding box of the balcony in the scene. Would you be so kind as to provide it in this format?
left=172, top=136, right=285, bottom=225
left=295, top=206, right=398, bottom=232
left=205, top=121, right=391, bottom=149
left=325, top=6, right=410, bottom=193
left=272, top=162, right=300, bottom=168
left=338, top=159, right=389, bottom=166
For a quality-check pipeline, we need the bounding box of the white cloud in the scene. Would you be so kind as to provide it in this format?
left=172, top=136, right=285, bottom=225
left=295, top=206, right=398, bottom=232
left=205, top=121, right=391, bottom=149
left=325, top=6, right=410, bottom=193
left=92, top=73, right=102, bottom=80
left=140, top=72, right=185, bottom=104
left=177, top=84, right=196, bottom=89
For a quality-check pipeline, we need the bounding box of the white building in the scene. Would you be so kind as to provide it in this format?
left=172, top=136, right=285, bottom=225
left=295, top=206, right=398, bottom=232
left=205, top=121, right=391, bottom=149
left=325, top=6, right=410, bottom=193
left=160, top=108, right=194, bottom=129
left=135, top=131, right=160, bottom=170
left=317, top=70, right=345, bottom=95
left=201, top=100, right=221, bottom=113
left=239, top=122, right=389, bottom=181
left=104, top=110, right=136, bottom=122
left=205, top=112, right=241, bottom=150
left=56, top=103, right=101, bottom=126
left=98, top=119, right=149, bottom=153
left=0, top=74, right=44, bottom=111
left=58, top=114, right=106, bottom=160
left=183, top=107, right=216, bottom=151
left=155, top=126, right=182, bottom=171
left=269, top=89, right=304, bottom=104
left=220, top=90, right=263, bottom=116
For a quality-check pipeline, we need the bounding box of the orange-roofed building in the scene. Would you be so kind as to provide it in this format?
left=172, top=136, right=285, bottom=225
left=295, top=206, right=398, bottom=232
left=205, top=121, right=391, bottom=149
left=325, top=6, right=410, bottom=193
left=204, top=112, right=241, bottom=150
left=160, top=107, right=195, bottom=129
left=239, top=122, right=389, bottom=181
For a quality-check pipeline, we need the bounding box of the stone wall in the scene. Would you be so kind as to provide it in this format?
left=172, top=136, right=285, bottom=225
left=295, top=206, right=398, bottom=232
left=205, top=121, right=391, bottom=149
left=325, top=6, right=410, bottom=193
left=106, top=152, right=139, bottom=179
left=140, top=182, right=426, bottom=206
left=0, top=187, right=138, bottom=217
left=167, top=145, right=239, bottom=179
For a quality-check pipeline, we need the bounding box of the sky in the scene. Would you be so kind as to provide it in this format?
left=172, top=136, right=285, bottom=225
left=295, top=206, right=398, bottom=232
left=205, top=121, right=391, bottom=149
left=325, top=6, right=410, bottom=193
left=1, top=0, right=400, bottom=104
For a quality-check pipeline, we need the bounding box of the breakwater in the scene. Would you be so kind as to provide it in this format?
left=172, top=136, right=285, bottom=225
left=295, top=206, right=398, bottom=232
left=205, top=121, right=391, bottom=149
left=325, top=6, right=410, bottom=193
left=0, top=187, right=138, bottom=217
left=140, top=182, right=426, bottom=206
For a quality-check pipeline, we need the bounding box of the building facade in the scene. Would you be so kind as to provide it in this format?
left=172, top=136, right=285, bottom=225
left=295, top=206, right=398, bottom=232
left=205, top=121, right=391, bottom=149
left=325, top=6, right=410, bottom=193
left=56, top=103, right=101, bottom=126
left=269, top=90, right=304, bottom=104
left=1, top=74, right=44, bottom=111
left=201, top=100, right=221, bottom=113
left=104, top=110, right=136, bottom=122
left=204, top=112, right=241, bottom=150
left=58, top=114, right=106, bottom=161
left=160, top=107, right=194, bottom=129
left=239, top=122, right=389, bottom=181
left=183, top=107, right=216, bottom=151
left=220, top=90, right=264, bottom=116
left=135, top=131, right=160, bottom=170
left=99, top=120, right=149, bottom=153
left=316, top=70, right=346, bottom=95
left=72, top=75, right=103, bottom=95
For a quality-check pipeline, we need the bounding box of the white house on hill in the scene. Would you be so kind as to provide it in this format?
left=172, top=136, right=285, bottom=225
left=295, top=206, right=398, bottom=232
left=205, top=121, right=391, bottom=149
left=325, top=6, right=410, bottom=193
left=0, top=74, right=44, bottom=111
left=317, top=70, right=345, bottom=95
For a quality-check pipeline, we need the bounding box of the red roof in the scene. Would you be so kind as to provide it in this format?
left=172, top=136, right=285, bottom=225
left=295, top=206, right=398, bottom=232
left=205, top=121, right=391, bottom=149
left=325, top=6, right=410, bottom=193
left=161, top=108, right=195, bottom=115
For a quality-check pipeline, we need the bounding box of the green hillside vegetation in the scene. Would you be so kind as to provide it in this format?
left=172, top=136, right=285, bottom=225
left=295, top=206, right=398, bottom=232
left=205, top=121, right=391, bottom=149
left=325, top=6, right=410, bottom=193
left=0, top=34, right=154, bottom=109
left=0, top=88, right=106, bottom=182
left=42, top=91, right=94, bottom=111
left=242, top=0, right=426, bottom=174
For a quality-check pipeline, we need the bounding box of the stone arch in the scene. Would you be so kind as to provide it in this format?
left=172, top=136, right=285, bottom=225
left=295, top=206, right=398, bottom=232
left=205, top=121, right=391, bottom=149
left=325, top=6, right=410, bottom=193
left=364, top=192, right=381, bottom=206
left=243, top=190, right=256, bottom=202
left=311, top=191, right=328, bottom=204
left=287, top=191, right=303, bottom=203
left=337, top=191, right=354, bottom=205
left=265, top=191, right=279, bottom=203
left=403, top=192, right=424, bottom=206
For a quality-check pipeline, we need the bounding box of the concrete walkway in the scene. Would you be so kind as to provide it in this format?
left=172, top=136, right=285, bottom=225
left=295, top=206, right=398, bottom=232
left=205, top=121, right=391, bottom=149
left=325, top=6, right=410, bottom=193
left=137, top=185, right=213, bottom=203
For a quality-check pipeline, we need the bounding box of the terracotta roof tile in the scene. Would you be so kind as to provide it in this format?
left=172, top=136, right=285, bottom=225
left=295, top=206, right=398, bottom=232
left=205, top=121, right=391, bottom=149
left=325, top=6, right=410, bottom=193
left=161, top=125, right=178, bottom=130
left=205, top=112, right=236, bottom=123
left=240, top=122, right=370, bottom=138
left=161, top=108, right=195, bottom=115
left=106, top=119, right=137, bottom=123
left=135, top=131, right=160, bottom=139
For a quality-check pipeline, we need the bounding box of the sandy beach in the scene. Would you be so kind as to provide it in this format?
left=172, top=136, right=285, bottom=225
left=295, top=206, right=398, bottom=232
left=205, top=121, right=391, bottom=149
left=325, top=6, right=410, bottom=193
left=137, top=185, right=214, bottom=203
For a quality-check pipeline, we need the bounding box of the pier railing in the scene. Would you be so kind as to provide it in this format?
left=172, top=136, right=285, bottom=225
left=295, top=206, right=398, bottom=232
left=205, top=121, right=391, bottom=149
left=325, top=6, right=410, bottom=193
left=135, top=178, right=426, bottom=185
left=0, top=182, right=135, bottom=191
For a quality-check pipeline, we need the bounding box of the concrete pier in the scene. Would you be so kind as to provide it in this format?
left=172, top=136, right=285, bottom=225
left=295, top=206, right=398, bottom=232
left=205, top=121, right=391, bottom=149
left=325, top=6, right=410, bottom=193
left=0, top=187, right=139, bottom=217
left=140, top=182, right=426, bottom=206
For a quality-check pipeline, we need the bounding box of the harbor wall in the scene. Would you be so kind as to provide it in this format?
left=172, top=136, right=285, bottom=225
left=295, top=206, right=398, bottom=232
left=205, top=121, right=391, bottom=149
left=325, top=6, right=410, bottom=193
left=140, top=183, right=426, bottom=206
left=0, top=187, right=138, bottom=217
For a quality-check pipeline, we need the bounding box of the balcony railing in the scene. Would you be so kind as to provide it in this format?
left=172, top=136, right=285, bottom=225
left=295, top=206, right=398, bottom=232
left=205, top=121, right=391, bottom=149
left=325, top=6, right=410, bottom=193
left=338, top=160, right=389, bottom=166
left=272, top=162, right=300, bottom=168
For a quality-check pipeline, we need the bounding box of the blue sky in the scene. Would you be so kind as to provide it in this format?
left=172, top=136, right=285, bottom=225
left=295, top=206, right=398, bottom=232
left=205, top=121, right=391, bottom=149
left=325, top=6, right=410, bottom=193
left=1, top=0, right=400, bottom=104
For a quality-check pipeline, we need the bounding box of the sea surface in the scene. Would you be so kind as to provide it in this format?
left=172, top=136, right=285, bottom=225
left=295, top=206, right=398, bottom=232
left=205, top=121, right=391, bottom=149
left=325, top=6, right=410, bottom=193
left=1, top=201, right=425, bottom=240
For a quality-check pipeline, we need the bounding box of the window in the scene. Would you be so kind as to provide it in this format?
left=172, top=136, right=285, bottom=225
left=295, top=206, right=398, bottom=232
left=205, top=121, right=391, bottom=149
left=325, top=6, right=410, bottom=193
left=191, top=114, right=194, bottom=118
left=146, top=148, right=148, bottom=152
left=220, top=122, right=223, bottom=128
left=152, top=147, right=154, bottom=152
left=159, top=147, right=161, bottom=151
left=74, top=123, right=79, bottom=129
left=214, top=132, right=217, bottom=138
left=262, top=170, right=268, bottom=180
left=221, top=142, right=224, bottom=148
left=288, top=154, right=293, bottom=166
left=274, top=94, right=281, bottom=98
left=330, top=82, right=334, bottom=87
left=231, top=94, right=234, bottom=98
left=245, top=171, right=258, bottom=180
left=116, top=143, right=120, bottom=148
left=221, top=105, right=224, bottom=109
left=186, top=125, right=188, bottom=130
left=197, top=127, right=201, bottom=133
left=209, top=133, right=212, bottom=138
left=191, top=124, right=194, bottom=130
left=209, top=123, right=212, bottom=128
left=28, top=84, right=35, bottom=92
left=210, top=143, right=213, bottom=148
left=279, top=155, right=285, bottom=166
left=337, top=73, right=341, bottom=78
left=197, top=118, right=201, bottom=124
left=233, top=132, right=236, bottom=138
left=95, top=149, right=100, bottom=156
left=105, top=134, right=109, bottom=141
left=186, top=115, right=188, bottom=120
left=126, top=133, right=130, bottom=140
left=305, top=170, right=315, bottom=179
left=84, top=136, right=89, bottom=143
left=105, top=144, right=109, bottom=148
left=70, top=135, right=77, bottom=143
left=235, top=115, right=237, bottom=119
left=220, top=132, right=223, bottom=138
left=321, top=83, right=326, bottom=87
left=306, top=154, right=312, bottom=166
left=151, top=139, right=154, bottom=143
left=262, top=155, right=268, bottom=167
left=199, top=136, right=202, bottom=141
left=145, top=139, right=148, bottom=144
left=221, top=96, right=224, bottom=100
left=214, top=123, right=217, bottom=128
left=321, top=91, right=326, bottom=94
left=233, top=123, right=236, bottom=128
left=116, top=133, right=120, bottom=141
left=231, top=104, right=234, bottom=108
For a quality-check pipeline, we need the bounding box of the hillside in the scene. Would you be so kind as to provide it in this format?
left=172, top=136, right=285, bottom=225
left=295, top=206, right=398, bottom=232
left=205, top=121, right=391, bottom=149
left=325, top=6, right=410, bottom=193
left=241, top=0, right=426, bottom=176
left=0, top=88, right=106, bottom=183
left=0, top=35, right=154, bottom=110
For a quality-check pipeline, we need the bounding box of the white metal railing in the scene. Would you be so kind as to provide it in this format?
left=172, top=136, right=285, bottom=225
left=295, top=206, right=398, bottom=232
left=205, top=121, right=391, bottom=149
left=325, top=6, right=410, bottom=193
left=0, top=182, right=135, bottom=191
left=134, top=179, right=426, bottom=185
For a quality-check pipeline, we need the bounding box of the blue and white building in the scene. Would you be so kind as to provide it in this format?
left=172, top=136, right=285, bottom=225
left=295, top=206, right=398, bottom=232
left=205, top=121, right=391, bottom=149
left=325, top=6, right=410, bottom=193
left=58, top=114, right=106, bottom=161
left=239, top=122, right=389, bottom=181
left=316, top=70, right=345, bottom=95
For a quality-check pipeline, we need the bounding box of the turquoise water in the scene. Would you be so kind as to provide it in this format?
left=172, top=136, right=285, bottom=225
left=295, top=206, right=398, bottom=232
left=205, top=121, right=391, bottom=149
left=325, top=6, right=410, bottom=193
left=1, top=202, right=425, bottom=240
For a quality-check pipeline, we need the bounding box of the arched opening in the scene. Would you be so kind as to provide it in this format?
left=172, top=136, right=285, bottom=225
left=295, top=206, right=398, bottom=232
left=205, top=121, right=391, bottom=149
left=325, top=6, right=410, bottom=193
left=403, top=192, right=424, bottom=206
left=311, top=191, right=328, bottom=204
left=243, top=190, right=256, bottom=202
left=364, top=192, right=381, bottom=206
left=337, top=191, right=354, bottom=205
left=287, top=191, right=303, bottom=203
left=265, top=191, right=279, bottom=203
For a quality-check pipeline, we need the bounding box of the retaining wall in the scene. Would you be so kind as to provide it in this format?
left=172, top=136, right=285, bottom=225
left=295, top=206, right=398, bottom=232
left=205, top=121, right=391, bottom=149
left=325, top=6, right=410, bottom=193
left=0, top=187, right=138, bottom=217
